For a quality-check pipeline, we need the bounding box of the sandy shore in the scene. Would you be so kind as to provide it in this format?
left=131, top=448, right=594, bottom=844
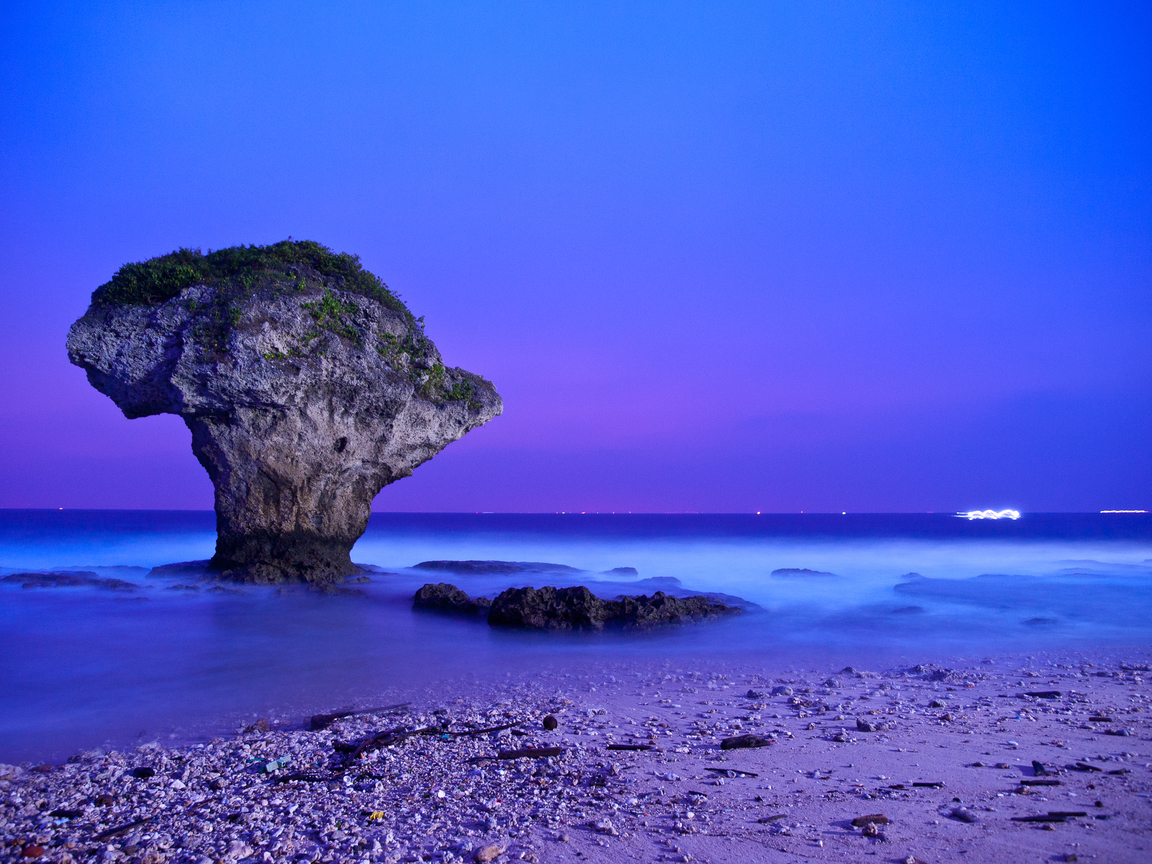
left=2, top=649, right=1150, bottom=864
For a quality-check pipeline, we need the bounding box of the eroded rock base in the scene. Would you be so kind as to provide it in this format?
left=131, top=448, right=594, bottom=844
left=209, top=534, right=366, bottom=584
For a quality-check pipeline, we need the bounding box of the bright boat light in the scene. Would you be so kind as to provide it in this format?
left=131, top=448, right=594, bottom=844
left=956, top=509, right=1021, bottom=520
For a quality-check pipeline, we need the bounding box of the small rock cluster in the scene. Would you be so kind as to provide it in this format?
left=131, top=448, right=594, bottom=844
left=414, top=584, right=739, bottom=631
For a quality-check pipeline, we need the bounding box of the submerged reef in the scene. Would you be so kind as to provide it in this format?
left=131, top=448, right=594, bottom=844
left=67, top=240, right=501, bottom=583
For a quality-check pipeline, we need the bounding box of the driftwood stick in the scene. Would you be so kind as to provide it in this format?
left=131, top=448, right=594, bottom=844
left=497, top=747, right=564, bottom=760
left=445, top=722, right=520, bottom=737
left=343, top=726, right=443, bottom=766
left=308, top=702, right=412, bottom=731
left=93, top=817, right=154, bottom=841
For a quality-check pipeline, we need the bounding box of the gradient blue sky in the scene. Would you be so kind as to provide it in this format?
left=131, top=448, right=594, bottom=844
left=1, top=1, right=1149, bottom=513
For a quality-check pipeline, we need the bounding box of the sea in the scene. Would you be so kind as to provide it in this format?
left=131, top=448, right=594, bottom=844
left=1, top=510, right=1150, bottom=764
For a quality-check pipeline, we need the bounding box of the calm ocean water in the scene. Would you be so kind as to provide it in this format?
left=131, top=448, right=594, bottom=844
left=1, top=510, right=1149, bottom=763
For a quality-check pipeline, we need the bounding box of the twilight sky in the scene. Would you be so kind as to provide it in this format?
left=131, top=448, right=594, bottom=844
left=0, top=1, right=1149, bottom=513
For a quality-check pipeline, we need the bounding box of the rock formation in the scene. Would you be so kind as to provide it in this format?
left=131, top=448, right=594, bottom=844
left=412, top=582, right=492, bottom=618
left=1, top=572, right=138, bottom=591
left=770, top=567, right=838, bottom=578
left=413, top=583, right=740, bottom=630
left=67, top=241, right=501, bottom=583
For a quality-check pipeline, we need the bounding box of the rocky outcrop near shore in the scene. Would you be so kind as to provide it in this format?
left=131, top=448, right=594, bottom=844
left=0, top=571, right=138, bottom=591
left=67, top=241, right=501, bottom=583
left=412, top=582, right=492, bottom=618
left=414, top=583, right=740, bottom=630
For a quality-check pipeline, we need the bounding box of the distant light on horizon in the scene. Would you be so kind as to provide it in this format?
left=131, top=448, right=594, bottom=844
left=956, top=509, right=1021, bottom=520
left=1100, top=509, right=1147, bottom=513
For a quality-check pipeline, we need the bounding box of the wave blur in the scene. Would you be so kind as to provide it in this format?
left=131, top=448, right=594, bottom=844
left=1, top=510, right=1149, bottom=763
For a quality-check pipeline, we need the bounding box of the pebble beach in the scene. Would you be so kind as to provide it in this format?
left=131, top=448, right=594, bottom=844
left=3, top=650, right=1150, bottom=864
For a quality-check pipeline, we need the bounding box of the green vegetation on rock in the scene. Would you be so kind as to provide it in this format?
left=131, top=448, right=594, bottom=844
left=91, top=240, right=408, bottom=317
left=89, top=239, right=490, bottom=410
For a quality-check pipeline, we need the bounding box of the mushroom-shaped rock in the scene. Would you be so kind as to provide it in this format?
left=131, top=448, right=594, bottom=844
left=67, top=241, right=501, bottom=583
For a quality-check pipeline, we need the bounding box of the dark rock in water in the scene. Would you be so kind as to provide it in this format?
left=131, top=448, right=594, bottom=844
left=487, top=585, right=738, bottom=630
left=148, top=560, right=212, bottom=579
left=1, top=571, right=138, bottom=591
left=603, top=567, right=640, bottom=576
left=770, top=567, right=837, bottom=578
left=413, top=560, right=582, bottom=575
left=487, top=586, right=607, bottom=629
left=67, top=241, right=500, bottom=584
left=413, top=583, right=492, bottom=618
left=1023, top=617, right=1058, bottom=627
left=636, top=576, right=680, bottom=587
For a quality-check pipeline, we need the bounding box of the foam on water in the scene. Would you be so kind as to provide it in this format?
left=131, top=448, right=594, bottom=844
left=1, top=510, right=1149, bottom=763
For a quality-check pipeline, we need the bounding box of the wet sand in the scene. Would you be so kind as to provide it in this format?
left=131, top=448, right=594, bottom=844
left=2, top=648, right=1150, bottom=863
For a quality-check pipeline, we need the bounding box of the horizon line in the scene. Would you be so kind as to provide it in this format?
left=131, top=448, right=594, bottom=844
left=1, top=507, right=1147, bottom=516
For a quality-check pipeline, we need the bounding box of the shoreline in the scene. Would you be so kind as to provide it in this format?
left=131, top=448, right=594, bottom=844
left=2, top=648, right=1150, bottom=863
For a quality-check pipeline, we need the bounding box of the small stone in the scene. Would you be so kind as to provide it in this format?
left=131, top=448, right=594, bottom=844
left=851, top=814, right=891, bottom=827
left=94, top=794, right=114, bottom=807
left=243, top=718, right=271, bottom=733
left=21, top=846, right=44, bottom=859
left=542, top=715, right=558, bottom=730
left=746, top=689, right=765, bottom=698
left=771, top=686, right=793, bottom=696
left=949, top=808, right=978, bottom=823
left=475, top=845, right=503, bottom=863
left=593, top=818, right=619, bottom=836
left=862, top=823, right=882, bottom=838
left=720, top=734, right=771, bottom=750
left=225, top=840, right=254, bottom=860
left=130, top=766, right=155, bottom=779
left=929, top=700, right=947, bottom=708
